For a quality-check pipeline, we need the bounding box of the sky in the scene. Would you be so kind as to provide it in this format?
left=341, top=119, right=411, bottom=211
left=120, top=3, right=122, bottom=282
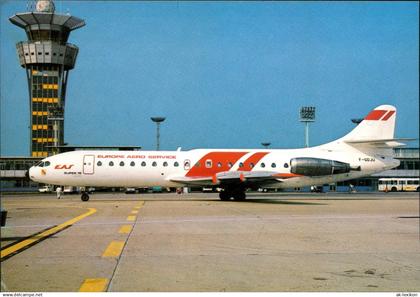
left=1, top=1, right=419, bottom=155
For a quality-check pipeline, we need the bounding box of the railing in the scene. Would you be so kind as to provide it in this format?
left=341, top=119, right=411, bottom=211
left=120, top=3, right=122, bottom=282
left=372, top=169, right=419, bottom=177
left=0, top=170, right=28, bottom=178
left=393, top=148, right=419, bottom=158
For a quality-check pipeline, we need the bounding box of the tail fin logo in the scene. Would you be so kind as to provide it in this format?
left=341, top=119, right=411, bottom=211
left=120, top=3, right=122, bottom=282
left=381, top=110, right=395, bottom=121
left=365, top=110, right=395, bottom=121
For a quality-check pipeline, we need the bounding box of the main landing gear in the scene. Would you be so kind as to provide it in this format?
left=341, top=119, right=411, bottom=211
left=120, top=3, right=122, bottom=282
left=219, top=188, right=246, bottom=201
left=81, top=192, right=90, bottom=202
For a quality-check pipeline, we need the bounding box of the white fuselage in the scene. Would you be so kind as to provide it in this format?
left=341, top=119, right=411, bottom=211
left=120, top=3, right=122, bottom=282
left=29, top=145, right=399, bottom=189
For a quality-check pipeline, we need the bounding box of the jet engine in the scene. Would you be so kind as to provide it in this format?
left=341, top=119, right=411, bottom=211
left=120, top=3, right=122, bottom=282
left=290, top=157, right=351, bottom=176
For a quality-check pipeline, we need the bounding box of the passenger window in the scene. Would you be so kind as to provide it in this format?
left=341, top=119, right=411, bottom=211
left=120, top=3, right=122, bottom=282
left=141, top=161, right=146, bottom=167
left=261, top=163, right=265, bottom=168
left=228, top=162, right=233, bottom=168
left=239, top=162, right=244, bottom=168
left=152, top=161, right=157, bottom=167
left=217, top=162, right=222, bottom=168
left=250, top=163, right=254, bottom=168
left=284, top=163, right=289, bottom=168
left=44, top=161, right=51, bottom=167
left=109, top=161, right=114, bottom=166
left=174, top=161, right=179, bottom=167
left=205, top=160, right=212, bottom=168
left=130, top=161, right=135, bottom=167
left=163, top=162, right=168, bottom=167
left=271, top=163, right=276, bottom=168
left=120, top=161, right=125, bottom=167
left=97, top=161, right=102, bottom=166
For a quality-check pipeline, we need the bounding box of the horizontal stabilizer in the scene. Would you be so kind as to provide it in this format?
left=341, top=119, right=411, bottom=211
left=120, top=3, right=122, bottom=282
left=345, top=138, right=415, bottom=148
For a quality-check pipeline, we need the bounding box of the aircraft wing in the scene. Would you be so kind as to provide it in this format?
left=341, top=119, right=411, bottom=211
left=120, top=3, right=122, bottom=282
left=170, top=171, right=300, bottom=187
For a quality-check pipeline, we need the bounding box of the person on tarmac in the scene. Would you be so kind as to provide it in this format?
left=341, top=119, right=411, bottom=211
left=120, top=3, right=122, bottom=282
left=56, top=186, right=63, bottom=199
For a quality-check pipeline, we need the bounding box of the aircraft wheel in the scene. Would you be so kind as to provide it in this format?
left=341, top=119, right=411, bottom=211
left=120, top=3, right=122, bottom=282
left=81, top=192, right=90, bottom=202
left=219, top=191, right=230, bottom=201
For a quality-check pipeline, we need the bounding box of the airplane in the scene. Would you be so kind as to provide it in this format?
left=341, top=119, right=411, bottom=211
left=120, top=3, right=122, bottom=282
left=29, top=104, right=410, bottom=202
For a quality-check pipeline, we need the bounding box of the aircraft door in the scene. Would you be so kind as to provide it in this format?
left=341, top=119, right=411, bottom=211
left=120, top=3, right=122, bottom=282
left=83, top=155, right=95, bottom=175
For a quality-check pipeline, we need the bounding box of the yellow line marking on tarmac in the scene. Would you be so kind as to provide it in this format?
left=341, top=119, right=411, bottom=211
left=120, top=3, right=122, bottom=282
left=131, top=210, right=139, bottom=214
left=127, top=215, right=136, bottom=221
left=134, top=201, right=145, bottom=209
left=79, top=278, right=108, bottom=292
left=118, top=225, right=132, bottom=234
left=1, top=208, right=97, bottom=259
left=102, top=241, right=125, bottom=257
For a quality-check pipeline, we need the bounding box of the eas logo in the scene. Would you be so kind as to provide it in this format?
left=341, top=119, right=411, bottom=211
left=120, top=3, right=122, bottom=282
left=55, top=164, right=74, bottom=170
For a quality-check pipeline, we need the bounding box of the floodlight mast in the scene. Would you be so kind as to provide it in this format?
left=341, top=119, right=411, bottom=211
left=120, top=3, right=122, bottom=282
left=299, top=106, right=316, bottom=148
left=151, top=117, right=166, bottom=151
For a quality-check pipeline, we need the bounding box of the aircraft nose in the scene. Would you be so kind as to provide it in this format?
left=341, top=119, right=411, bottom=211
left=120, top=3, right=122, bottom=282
left=28, top=166, right=37, bottom=182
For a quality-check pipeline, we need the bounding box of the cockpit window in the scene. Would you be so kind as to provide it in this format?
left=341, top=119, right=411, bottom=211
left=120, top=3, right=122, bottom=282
left=34, top=161, right=51, bottom=167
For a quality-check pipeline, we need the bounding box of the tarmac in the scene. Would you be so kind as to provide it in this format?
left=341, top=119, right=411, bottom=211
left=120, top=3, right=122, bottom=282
left=0, top=192, right=419, bottom=292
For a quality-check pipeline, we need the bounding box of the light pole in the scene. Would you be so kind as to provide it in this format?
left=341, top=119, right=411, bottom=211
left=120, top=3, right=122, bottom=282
left=261, top=142, right=271, bottom=149
left=151, top=117, right=166, bottom=151
left=299, top=106, right=315, bottom=148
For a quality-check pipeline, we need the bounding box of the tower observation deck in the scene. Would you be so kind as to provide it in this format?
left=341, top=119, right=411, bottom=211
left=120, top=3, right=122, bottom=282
left=9, top=0, right=85, bottom=157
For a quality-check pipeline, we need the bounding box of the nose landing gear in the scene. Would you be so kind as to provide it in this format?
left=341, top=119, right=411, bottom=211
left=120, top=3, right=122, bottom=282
left=81, top=192, right=90, bottom=201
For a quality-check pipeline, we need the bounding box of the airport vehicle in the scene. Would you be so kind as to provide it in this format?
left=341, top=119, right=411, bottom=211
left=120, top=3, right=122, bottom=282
left=310, top=185, right=324, bottom=193
left=64, top=186, right=77, bottom=193
left=125, top=187, right=137, bottom=194
left=29, top=105, right=410, bottom=201
left=378, top=178, right=420, bottom=192
left=38, top=185, right=53, bottom=193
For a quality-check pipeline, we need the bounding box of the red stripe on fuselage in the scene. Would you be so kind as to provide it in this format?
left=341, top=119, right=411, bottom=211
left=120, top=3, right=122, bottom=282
left=238, top=152, right=269, bottom=171
left=185, top=152, right=248, bottom=177
left=381, top=110, right=395, bottom=121
left=364, top=110, right=387, bottom=120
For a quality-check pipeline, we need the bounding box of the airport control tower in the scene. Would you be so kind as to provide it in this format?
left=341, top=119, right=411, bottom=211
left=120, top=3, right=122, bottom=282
left=9, top=0, right=85, bottom=157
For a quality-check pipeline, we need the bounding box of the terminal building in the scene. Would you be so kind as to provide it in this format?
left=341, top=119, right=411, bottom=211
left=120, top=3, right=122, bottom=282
left=9, top=0, right=85, bottom=157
